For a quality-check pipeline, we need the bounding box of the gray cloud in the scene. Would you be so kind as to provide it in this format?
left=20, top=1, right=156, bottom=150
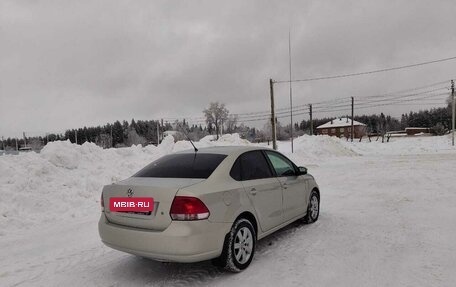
left=1, top=0, right=456, bottom=137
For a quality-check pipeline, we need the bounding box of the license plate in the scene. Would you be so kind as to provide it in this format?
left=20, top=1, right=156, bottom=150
left=109, top=197, right=154, bottom=212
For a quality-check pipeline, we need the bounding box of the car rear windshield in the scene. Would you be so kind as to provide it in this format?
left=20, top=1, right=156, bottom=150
left=133, top=153, right=227, bottom=179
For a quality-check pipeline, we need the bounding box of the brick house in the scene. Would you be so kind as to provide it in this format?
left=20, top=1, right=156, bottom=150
left=316, top=117, right=367, bottom=139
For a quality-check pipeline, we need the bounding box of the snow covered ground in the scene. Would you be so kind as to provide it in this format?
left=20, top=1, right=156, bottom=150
left=1, top=134, right=455, bottom=286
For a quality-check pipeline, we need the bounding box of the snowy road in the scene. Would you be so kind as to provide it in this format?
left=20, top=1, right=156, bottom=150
left=2, top=151, right=456, bottom=287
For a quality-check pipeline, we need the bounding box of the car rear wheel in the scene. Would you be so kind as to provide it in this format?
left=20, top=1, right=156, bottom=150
left=212, top=218, right=256, bottom=272
left=304, top=190, right=319, bottom=224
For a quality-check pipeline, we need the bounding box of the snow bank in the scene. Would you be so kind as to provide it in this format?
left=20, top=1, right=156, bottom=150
left=3, top=143, right=456, bottom=287
left=274, top=134, right=360, bottom=166
left=0, top=134, right=251, bottom=235
left=1, top=133, right=454, bottom=235
left=283, top=134, right=455, bottom=165
left=339, top=134, right=456, bottom=156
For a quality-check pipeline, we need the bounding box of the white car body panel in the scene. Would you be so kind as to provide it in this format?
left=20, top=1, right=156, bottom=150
left=98, top=146, right=320, bottom=263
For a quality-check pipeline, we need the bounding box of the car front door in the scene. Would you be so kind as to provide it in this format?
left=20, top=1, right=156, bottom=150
left=265, top=151, right=307, bottom=222
left=237, top=151, right=283, bottom=232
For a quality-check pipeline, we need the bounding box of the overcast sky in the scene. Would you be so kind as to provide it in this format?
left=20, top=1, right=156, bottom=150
left=1, top=0, right=456, bottom=138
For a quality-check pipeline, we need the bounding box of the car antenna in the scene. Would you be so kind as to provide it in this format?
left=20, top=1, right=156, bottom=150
left=177, top=123, right=198, bottom=152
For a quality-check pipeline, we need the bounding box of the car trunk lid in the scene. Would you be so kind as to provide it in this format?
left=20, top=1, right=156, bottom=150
left=102, top=177, right=204, bottom=231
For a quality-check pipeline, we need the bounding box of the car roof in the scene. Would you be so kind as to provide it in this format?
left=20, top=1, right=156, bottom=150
left=176, top=145, right=272, bottom=155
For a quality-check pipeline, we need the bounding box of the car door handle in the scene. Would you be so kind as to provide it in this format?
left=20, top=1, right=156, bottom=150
left=283, top=183, right=288, bottom=189
left=250, top=188, right=257, bottom=195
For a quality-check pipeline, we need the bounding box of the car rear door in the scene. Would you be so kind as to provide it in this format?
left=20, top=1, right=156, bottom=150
left=264, top=151, right=307, bottom=222
left=236, top=151, right=283, bottom=232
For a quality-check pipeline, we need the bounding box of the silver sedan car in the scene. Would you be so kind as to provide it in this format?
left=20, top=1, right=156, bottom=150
left=98, top=146, right=320, bottom=272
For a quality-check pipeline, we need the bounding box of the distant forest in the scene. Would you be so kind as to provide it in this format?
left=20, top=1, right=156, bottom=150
left=1, top=105, right=452, bottom=151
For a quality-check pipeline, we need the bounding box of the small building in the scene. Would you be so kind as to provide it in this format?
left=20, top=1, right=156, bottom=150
left=405, top=127, right=431, bottom=136
left=316, top=117, right=367, bottom=138
left=19, top=146, right=32, bottom=152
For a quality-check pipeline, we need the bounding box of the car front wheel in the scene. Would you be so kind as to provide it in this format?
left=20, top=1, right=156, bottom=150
left=212, top=218, right=256, bottom=272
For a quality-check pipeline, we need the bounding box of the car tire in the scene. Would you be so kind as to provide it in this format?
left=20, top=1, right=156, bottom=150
left=304, top=190, right=319, bottom=224
left=212, top=218, right=256, bottom=272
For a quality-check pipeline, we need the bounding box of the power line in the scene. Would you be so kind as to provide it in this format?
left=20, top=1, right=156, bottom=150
left=311, top=92, right=449, bottom=114
left=274, top=56, right=456, bottom=83
left=355, top=93, right=449, bottom=111
left=164, top=80, right=451, bottom=123
left=151, top=79, right=453, bottom=127
left=356, top=92, right=449, bottom=108
left=360, top=80, right=449, bottom=99
left=291, top=79, right=450, bottom=110
left=187, top=91, right=449, bottom=124
left=306, top=82, right=449, bottom=110
left=308, top=88, right=448, bottom=113
left=356, top=87, right=448, bottom=104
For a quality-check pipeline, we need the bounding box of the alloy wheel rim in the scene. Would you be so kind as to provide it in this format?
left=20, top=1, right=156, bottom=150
left=310, top=195, right=319, bottom=219
left=233, top=227, right=253, bottom=264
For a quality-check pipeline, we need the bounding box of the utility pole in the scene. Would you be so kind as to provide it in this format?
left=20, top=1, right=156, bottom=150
left=75, top=130, right=78, bottom=145
left=288, top=30, right=294, bottom=153
left=161, top=119, right=164, bottom=141
left=270, top=79, right=277, bottom=150
left=110, top=125, right=113, bottom=147
left=15, top=138, right=18, bottom=151
left=156, top=121, right=160, bottom=145
left=309, top=104, right=313, bottom=135
left=23, top=132, right=27, bottom=148
left=351, top=97, right=354, bottom=142
left=452, top=80, right=455, bottom=146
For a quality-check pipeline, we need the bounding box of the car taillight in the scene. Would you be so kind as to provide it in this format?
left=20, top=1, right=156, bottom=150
left=170, top=196, right=210, bottom=221
left=101, top=192, right=105, bottom=211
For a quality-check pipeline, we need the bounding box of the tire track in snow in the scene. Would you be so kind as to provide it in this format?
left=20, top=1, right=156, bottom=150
left=5, top=244, right=109, bottom=287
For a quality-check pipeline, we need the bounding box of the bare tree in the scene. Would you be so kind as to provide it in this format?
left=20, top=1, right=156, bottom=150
left=262, top=121, right=272, bottom=140
left=225, top=114, right=238, bottom=134
left=203, top=102, right=229, bottom=139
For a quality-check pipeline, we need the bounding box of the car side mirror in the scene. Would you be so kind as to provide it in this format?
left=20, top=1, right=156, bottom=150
left=298, top=166, right=307, bottom=175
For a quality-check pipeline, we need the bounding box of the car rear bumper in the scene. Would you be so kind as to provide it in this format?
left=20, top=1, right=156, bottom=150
left=98, top=213, right=231, bottom=263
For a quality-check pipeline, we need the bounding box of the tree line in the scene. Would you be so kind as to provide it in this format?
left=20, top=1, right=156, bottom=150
left=1, top=102, right=452, bottom=151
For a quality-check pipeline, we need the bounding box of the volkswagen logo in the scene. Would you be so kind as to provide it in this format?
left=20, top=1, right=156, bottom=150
left=127, top=188, right=134, bottom=198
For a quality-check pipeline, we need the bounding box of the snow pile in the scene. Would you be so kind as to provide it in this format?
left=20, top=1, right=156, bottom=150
left=0, top=134, right=250, bottom=235
left=1, top=133, right=454, bottom=235
left=284, top=134, right=455, bottom=165
left=40, top=141, right=78, bottom=169
left=279, top=135, right=359, bottom=166
left=172, top=133, right=251, bottom=152
left=340, top=134, right=456, bottom=156
left=0, top=142, right=154, bottom=235
left=292, top=135, right=359, bottom=157
left=2, top=133, right=456, bottom=286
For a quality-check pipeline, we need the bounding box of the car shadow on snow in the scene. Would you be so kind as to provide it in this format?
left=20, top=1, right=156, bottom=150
left=102, top=219, right=320, bottom=286
left=255, top=219, right=318, bottom=256
left=104, top=254, right=229, bottom=286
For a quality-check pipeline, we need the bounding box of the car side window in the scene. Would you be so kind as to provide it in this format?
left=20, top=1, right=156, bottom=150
left=230, top=158, right=242, bottom=181
left=237, top=151, right=273, bottom=181
left=265, top=151, right=296, bottom=177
